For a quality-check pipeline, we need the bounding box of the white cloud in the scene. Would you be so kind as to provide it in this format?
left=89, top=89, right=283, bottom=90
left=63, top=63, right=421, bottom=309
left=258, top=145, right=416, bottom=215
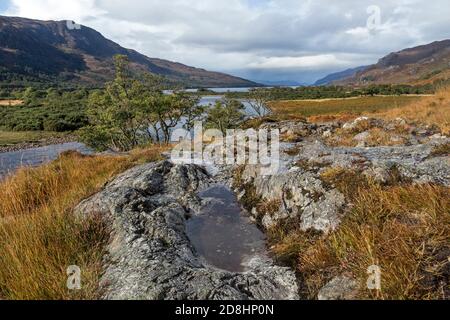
left=4, top=0, right=450, bottom=83
left=248, top=55, right=346, bottom=70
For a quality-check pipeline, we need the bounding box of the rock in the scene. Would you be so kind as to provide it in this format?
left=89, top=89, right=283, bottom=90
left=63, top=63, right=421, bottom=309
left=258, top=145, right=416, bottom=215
left=239, top=166, right=346, bottom=233
left=76, top=161, right=299, bottom=300
left=394, top=118, right=407, bottom=126
left=322, top=130, right=333, bottom=138
left=342, top=117, right=385, bottom=132
left=318, top=276, right=359, bottom=300
left=354, top=131, right=370, bottom=142
left=293, top=139, right=450, bottom=186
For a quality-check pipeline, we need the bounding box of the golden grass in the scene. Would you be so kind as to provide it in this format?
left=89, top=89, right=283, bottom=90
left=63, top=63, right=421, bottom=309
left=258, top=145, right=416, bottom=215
left=0, top=145, right=168, bottom=300
left=376, top=87, right=450, bottom=135
left=269, top=96, right=421, bottom=119
left=430, top=142, right=450, bottom=157
left=299, top=183, right=449, bottom=300
left=269, top=167, right=449, bottom=300
left=0, top=100, right=23, bottom=107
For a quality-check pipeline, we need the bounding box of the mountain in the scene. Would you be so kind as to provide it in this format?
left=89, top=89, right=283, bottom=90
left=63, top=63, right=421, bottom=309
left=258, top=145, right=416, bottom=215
left=0, top=16, right=258, bottom=88
left=251, top=80, right=305, bottom=87
left=314, top=66, right=368, bottom=86
left=335, top=40, right=450, bottom=86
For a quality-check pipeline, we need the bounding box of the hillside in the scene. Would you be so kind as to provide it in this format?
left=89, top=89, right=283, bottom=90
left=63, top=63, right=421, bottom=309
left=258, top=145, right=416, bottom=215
left=314, top=66, right=368, bottom=86
left=335, top=40, right=450, bottom=86
left=0, top=16, right=257, bottom=88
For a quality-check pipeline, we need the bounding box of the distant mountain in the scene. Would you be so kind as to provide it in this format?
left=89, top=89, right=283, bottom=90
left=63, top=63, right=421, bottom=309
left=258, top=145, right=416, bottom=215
left=251, top=80, right=305, bottom=87
left=314, top=66, right=369, bottom=86
left=336, top=40, right=450, bottom=86
left=0, top=16, right=258, bottom=88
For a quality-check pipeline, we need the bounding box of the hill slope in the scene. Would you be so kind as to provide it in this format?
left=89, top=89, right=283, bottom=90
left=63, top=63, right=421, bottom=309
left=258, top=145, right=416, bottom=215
left=335, top=40, right=450, bottom=86
left=0, top=16, right=257, bottom=88
left=314, top=66, right=368, bottom=86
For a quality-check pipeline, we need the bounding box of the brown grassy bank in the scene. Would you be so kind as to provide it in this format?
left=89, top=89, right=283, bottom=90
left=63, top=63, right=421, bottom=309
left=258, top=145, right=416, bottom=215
left=0, top=145, right=167, bottom=300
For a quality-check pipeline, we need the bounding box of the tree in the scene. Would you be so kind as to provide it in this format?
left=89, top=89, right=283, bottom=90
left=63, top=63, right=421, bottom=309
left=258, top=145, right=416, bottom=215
left=245, top=88, right=272, bottom=117
left=80, top=55, right=203, bottom=151
left=205, top=99, right=245, bottom=134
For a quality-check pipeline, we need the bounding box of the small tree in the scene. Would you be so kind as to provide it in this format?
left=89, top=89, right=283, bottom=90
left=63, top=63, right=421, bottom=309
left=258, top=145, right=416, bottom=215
left=245, top=88, right=272, bottom=117
left=205, top=99, right=245, bottom=134
left=80, top=55, right=203, bottom=150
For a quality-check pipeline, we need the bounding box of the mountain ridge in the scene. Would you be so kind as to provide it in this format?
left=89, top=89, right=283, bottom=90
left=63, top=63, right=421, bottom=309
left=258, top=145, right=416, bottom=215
left=0, top=15, right=258, bottom=88
left=334, top=39, right=450, bottom=86
left=314, top=66, right=369, bottom=86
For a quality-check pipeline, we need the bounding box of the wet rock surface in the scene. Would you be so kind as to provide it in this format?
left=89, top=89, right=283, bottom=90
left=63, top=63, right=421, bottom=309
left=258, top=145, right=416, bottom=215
left=75, top=116, right=449, bottom=300
left=76, top=161, right=299, bottom=300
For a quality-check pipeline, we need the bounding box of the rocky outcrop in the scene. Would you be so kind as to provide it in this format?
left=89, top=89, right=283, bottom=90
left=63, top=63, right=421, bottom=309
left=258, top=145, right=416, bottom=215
left=237, top=165, right=346, bottom=233
left=76, top=161, right=299, bottom=300
left=75, top=116, right=449, bottom=300
left=233, top=118, right=449, bottom=235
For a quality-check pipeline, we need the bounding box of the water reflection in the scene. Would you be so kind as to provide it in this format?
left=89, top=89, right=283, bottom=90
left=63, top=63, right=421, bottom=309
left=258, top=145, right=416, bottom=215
left=186, top=185, right=267, bottom=273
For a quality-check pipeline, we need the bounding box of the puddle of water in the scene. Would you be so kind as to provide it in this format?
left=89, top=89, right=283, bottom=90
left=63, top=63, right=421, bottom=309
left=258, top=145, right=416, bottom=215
left=186, top=185, right=267, bottom=273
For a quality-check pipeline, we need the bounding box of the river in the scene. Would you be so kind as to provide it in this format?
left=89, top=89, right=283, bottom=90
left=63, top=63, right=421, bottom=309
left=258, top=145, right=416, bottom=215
left=0, top=142, right=93, bottom=179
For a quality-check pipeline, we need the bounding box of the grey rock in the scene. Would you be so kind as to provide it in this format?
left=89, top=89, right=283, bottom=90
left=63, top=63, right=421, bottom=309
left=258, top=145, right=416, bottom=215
left=293, top=139, right=450, bottom=186
left=76, top=161, right=299, bottom=300
left=318, top=276, right=359, bottom=300
left=238, top=165, right=346, bottom=233
left=354, top=131, right=370, bottom=142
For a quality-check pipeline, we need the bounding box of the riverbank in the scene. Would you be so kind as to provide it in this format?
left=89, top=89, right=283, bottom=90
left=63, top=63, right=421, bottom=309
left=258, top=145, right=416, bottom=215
left=0, top=131, right=78, bottom=153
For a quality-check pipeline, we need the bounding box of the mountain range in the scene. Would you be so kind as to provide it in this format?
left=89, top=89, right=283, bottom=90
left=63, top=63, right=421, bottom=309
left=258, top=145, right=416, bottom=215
left=316, top=39, right=450, bottom=86
left=0, top=15, right=258, bottom=88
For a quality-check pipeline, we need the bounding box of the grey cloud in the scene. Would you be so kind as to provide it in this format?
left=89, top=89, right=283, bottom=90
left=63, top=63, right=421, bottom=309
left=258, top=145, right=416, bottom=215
left=5, top=0, right=450, bottom=84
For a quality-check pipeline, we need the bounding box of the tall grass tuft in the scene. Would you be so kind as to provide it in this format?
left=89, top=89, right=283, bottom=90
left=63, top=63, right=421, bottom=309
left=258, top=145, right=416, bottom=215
left=0, top=146, right=167, bottom=300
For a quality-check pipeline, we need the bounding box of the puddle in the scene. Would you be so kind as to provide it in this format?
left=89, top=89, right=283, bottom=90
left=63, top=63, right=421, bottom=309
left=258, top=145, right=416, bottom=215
left=186, top=185, right=267, bottom=273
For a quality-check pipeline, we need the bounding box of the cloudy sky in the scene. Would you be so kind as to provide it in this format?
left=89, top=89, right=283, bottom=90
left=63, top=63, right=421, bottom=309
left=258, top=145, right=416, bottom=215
left=1, top=0, right=450, bottom=84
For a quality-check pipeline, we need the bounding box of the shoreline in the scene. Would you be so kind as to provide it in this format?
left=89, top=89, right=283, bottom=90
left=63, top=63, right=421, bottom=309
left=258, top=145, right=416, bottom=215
left=0, top=135, right=79, bottom=153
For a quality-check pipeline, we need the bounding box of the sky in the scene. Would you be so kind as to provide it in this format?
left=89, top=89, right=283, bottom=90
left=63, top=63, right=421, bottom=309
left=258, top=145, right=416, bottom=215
left=1, top=0, right=450, bottom=84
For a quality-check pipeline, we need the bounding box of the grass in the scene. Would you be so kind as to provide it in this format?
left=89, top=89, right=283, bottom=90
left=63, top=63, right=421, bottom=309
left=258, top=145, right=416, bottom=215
left=0, top=131, right=70, bottom=147
left=0, top=145, right=168, bottom=300
left=376, top=87, right=450, bottom=135
left=267, top=89, right=450, bottom=299
left=269, top=168, right=449, bottom=300
left=430, top=142, right=450, bottom=157
left=269, top=96, right=421, bottom=120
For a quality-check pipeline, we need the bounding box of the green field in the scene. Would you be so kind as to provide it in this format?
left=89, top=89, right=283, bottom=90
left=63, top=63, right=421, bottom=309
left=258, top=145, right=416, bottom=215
left=269, top=96, right=423, bottom=118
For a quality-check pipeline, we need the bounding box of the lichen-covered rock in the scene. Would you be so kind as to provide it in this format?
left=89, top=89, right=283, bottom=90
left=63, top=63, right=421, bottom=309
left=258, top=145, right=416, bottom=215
left=238, top=165, right=346, bottom=232
left=318, top=276, right=359, bottom=300
left=293, top=139, right=450, bottom=186
left=76, top=161, right=299, bottom=300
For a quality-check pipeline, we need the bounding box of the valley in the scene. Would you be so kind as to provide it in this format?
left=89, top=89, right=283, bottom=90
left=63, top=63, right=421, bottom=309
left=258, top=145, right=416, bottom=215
left=0, top=6, right=448, bottom=304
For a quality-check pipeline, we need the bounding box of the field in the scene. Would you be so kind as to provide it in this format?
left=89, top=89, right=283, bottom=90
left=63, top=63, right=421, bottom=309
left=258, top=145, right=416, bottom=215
left=0, top=100, right=23, bottom=107
left=269, top=96, right=422, bottom=119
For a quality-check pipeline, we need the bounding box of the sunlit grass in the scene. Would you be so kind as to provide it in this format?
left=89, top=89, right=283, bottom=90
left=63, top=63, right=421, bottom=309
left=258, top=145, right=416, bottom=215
left=0, top=145, right=168, bottom=300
